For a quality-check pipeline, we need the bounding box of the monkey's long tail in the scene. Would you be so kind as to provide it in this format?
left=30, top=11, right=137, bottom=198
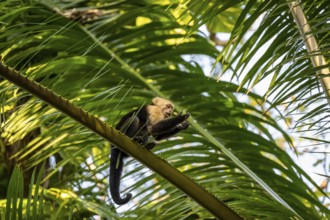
left=110, top=148, right=132, bottom=205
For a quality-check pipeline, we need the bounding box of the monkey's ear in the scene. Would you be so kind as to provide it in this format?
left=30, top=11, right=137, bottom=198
left=152, top=97, right=161, bottom=105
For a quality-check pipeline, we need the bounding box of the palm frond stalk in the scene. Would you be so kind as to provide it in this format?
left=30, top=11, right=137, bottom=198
left=0, top=62, right=242, bottom=220
left=288, top=1, right=330, bottom=104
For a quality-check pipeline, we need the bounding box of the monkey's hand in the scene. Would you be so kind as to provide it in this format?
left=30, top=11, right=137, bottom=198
left=177, top=111, right=190, bottom=120
left=177, top=121, right=190, bottom=130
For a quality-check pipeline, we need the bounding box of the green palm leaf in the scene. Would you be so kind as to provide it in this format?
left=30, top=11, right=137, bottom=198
left=0, top=0, right=329, bottom=219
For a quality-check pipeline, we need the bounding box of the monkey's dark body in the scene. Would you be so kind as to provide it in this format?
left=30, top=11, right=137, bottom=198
left=110, top=105, right=189, bottom=205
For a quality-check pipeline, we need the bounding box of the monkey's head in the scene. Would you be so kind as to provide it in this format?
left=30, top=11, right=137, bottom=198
left=152, top=97, right=174, bottom=118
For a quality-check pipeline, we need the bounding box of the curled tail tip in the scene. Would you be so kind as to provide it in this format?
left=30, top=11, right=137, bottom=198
left=113, top=193, right=132, bottom=205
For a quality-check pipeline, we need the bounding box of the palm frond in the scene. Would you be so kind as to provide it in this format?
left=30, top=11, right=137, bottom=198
left=0, top=165, right=45, bottom=220
left=0, top=62, right=241, bottom=219
left=220, top=0, right=330, bottom=135
left=0, top=0, right=329, bottom=219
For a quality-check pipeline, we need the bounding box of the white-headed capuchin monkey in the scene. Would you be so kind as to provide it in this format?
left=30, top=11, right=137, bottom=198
left=110, top=97, right=190, bottom=205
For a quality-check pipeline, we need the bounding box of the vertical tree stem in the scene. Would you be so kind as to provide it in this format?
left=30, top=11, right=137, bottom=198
left=288, top=1, right=330, bottom=105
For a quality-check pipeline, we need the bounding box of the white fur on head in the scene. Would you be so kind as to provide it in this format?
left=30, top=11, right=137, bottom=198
left=152, top=97, right=174, bottom=118
left=152, top=97, right=173, bottom=108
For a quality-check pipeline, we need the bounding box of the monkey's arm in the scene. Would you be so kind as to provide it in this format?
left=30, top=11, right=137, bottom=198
left=145, top=120, right=189, bottom=150
left=150, top=112, right=190, bottom=136
left=154, top=121, right=189, bottom=140
left=147, top=113, right=190, bottom=149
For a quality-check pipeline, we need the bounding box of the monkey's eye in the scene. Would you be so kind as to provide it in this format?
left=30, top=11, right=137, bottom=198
left=166, top=104, right=172, bottom=109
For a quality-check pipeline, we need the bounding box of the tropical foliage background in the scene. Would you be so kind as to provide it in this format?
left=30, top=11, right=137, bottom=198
left=0, top=0, right=329, bottom=219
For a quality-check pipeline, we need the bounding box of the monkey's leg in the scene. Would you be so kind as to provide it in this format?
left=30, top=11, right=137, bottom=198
left=120, top=116, right=141, bottom=138
left=144, top=141, right=157, bottom=150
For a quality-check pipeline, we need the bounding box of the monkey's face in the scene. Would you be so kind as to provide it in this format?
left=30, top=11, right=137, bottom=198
left=162, top=103, right=174, bottom=118
left=152, top=97, right=174, bottom=118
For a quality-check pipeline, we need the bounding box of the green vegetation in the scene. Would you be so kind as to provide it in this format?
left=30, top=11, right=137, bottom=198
left=0, top=0, right=329, bottom=219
